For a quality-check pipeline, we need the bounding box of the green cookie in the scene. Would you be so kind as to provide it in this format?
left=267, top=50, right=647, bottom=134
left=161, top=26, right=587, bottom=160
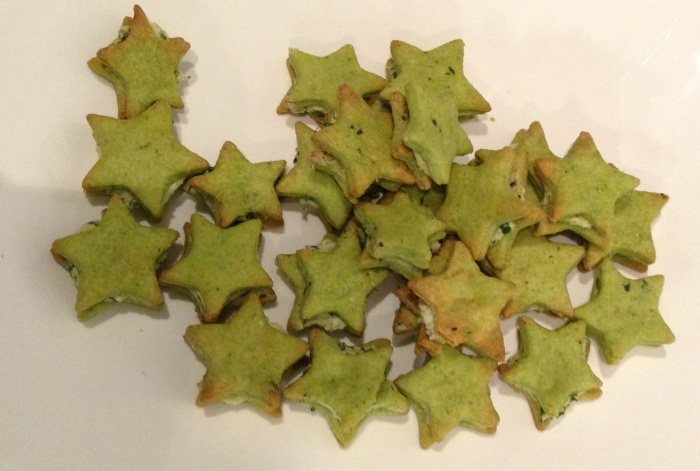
left=184, top=294, right=308, bottom=417
left=186, top=141, right=286, bottom=228
left=395, top=345, right=499, bottom=448
left=84, top=100, right=210, bottom=220
left=401, top=82, right=473, bottom=185
left=354, top=191, right=446, bottom=279
left=277, top=44, right=387, bottom=124
left=573, top=258, right=674, bottom=364
left=284, top=329, right=408, bottom=447
left=50, top=196, right=179, bottom=321
left=275, top=121, right=353, bottom=230
left=380, top=39, right=490, bottom=118
left=89, top=5, right=190, bottom=118
left=158, top=215, right=275, bottom=323
left=498, top=317, right=603, bottom=430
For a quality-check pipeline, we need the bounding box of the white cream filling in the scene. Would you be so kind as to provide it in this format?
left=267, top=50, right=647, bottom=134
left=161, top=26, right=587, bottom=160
left=68, top=263, right=81, bottom=285
left=112, top=23, right=169, bottom=45
left=418, top=300, right=446, bottom=343
left=300, top=198, right=320, bottom=213
left=490, top=222, right=515, bottom=245
left=537, top=392, right=581, bottom=422
left=113, top=190, right=139, bottom=209
left=541, top=191, right=552, bottom=208
left=304, top=106, right=336, bottom=124
left=306, top=105, right=326, bottom=116
left=563, top=216, right=593, bottom=229
left=412, top=151, right=430, bottom=175
left=338, top=344, right=368, bottom=356
left=380, top=256, right=420, bottom=277
left=222, top=395, right=248, bottom=407
left=315, top=237, right=337, bottom=253
left=163, top=177, right=186, bottom=203
left=79, top=221, right=99, bottom=232
left=309, top=400, right=341, bottom=421
left=306, top=312, right=347, bottom=331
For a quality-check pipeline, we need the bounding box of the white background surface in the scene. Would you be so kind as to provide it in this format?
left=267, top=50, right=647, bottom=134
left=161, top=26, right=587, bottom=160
left=1, top=1, right=699, bottom=470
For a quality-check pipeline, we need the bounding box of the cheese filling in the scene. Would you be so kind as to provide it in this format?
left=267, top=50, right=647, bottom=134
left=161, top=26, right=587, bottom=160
left=418, top=300, right=445, bottom=343
left=490, top=222, right=515, bottom=245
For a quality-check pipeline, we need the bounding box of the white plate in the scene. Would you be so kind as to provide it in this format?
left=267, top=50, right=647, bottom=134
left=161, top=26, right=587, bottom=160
left=2, top=1, right=699, bottom=469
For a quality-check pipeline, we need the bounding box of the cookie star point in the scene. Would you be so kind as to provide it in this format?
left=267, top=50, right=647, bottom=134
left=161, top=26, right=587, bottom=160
left=584, top=190, right=669, bottom=271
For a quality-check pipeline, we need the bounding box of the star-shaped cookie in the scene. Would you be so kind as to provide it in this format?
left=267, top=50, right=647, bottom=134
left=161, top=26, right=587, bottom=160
left=158, top=215, right=274, bottom=323
left=83, top=100, right=210, bottom=220
left=275, top=121, right=353, bottom=230
left=184, top=294, right=309, bottom=417
left=354, top=191, right=446, bottom=279
left=573, top=258, right=674, bottom=364
left=498, top=317, right=603, bottom=430
left=380, top=39, right=490, bottom=118
left=533, top=132, right=640, bottom=249
left=309, top=85, right=415, bottom=202
left=495, top=229, right=585, bottom=319
left=400, top=82, right=473, bottom=185
left=50, top=196, right=179, bottom=321
left=274, top=251, right=310, bottom=331
left=186, top=141, right=286, bottom=228
left=394, top=346, right=499, bottom=448
left=283, top=329, right=409, bottom=447
left=506, top=121, right=590, bottom=244
left=476, top=146, right=546, bottom=272
left=510, top=121, right=560, bottom=180
left=584, top=190, right=669, bottom=272
left=89, top=5, right=190, bottom=118
left=391, top=238, right=458, bottom=337
left=277, top=44, right=387, bottom=124
left=278, top=222, right=388, bottom=335
left=436, top=146, right=532, bottom=261
left=407, top=240, right=514, bottom=361
left=388, top=91, right=432, bottom=190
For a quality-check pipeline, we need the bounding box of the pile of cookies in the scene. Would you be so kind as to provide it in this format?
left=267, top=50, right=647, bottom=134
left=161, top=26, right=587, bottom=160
left=50, top=5, right=674, bottom=449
